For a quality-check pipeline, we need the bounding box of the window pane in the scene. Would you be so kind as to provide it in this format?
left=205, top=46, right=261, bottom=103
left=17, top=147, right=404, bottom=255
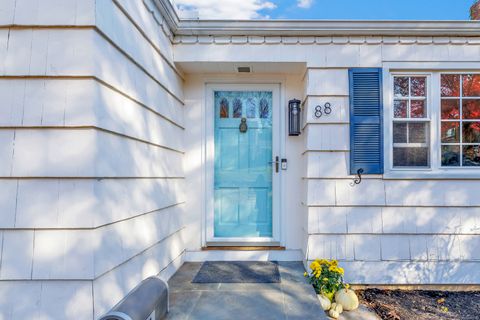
left=394, top=77, right=409, bottom=97
left=441, top=74, right=460, bottom=97
left=463, top=145, right=480, bottom=166
left=441, top=145, right=460, bottom=166
left=233, top=98, right=242, bottom=118
left=462, top=99, right=480, bottom=119
left=393, top=147, right=429, bottom=167
left=246, top=98, right=256, bottom=118
left=411, top=77, right=426, bottom=97
left=441, top=122, right=460, bottom=143
left=259, top=98, right=270, bottom=119
left=410, top=100, right=426, bottom=118
left=441, top=99, right=460, bottom=119
left=462, top=74, right=480, bottom=97
left=463, top=122, right=480, bottom=143
left=393, top=122, right=407, bottom=143
left=394, top=100, right=407, bottom=118
left=219, top=97, right=229, bottom=118
left=409, top=122, right=428, bottom=143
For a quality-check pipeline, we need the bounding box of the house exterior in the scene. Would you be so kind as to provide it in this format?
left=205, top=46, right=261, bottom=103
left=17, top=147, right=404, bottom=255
left=1, top=0, right=480, bottom=318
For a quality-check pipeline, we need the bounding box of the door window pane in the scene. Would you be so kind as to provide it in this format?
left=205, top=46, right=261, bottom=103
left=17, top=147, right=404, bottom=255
left=442, top=145, right=460, bottom=167
left=246, top=98, right=256, bottom=118
left=441, top=99, right=460, bottom=119
left=259, top=98, right=270, bottom=119
left=219, top=97, right=229, bottom=118
left=233, top=98, right=242, bottom=118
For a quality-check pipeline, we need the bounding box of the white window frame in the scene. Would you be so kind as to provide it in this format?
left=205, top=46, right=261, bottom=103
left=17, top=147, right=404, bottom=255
left=384, top=68, right=480, bottom=179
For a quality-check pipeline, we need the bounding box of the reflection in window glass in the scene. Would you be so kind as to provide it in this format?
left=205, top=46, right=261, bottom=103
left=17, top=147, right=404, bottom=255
left=246, top=98, right=256, bottom=118
left=462, top=74, right=480, bottom=97
left=442, top=145, right=460, bottom=166
left=441, top=74, right=460, bottom=97
left=219, top=97, right=229, bottom=118
left=233, top=98, right=242, bottom=118
left=392, top=76, right=429, bottom=167
left=463, top=145, right=480, bottom=166
left=441, top=74, right=480, bottom=167
left=259, top=98, right=270, bottom=119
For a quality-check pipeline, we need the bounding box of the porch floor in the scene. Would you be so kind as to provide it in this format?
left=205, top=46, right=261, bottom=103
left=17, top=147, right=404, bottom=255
left=166, top=261, right=328, bottom=320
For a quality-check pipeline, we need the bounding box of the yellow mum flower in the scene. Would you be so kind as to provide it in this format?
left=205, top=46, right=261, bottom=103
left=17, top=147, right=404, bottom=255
left=322, top=278, right=329, bottom=282
left=330, top=260, right=338, bottom=267
left=304, top=272, right=308, bottom=277
left=337, top=267, right=344, bottom=275
left=345, top=284, right=350, bottom=289
left=315, top=273, right=321, bottom=278
left=319, top=259, right=329, bottom=265
left=310, top=261, right=320, bottom=270
left=328, top=266, right=336, bottom=272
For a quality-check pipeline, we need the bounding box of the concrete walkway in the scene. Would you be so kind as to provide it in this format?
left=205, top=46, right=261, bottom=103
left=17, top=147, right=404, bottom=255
left=166, top=261, right=328, bottom=320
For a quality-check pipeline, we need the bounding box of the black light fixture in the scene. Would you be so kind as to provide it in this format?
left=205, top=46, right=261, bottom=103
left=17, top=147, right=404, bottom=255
left=288, top=99, right=302, bottom=136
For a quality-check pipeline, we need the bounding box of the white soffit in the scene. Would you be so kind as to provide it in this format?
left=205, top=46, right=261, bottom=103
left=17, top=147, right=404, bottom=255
left=176, top=62, right=306, bottom=74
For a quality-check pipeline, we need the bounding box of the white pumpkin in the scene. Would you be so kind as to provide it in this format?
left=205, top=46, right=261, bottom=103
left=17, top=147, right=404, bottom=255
left=328, top=309, right=340, bottom=319
left=317, top=294, right=331, bottom=311
left=330, top=303, right=343, bottom=313
left=335, top=288, right=359, bottom=311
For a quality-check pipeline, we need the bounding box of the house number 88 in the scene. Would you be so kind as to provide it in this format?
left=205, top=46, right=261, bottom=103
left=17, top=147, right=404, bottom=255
left=314, top=103, right=332, bottom=118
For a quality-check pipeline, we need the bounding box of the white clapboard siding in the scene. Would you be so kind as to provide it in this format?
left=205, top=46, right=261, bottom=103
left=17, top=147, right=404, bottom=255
left=304, top=124, right=349, bottom=151
left=304, top=260, right=480, bottom=284
left=0, top=79, right=184, bottom=150
left=0, top=0, right=95, bottom=26
left=6, top=129, right=183, bottom=177
left=0, top=231, right=34, bottom=280
left=304, top=151, right=350, bottom=178
left=308, top=206, right=480, bottom=235
left=96, top=0, right=176, bottom=75
left=93, top=230, right=185, bottom=318
left=7, top=178, right=185, bottom=229
left=112, top=0, right=174, bottom=62
left=0, top=280, right=93, bottom=320
left=305, top=68, right=349, bottom=96
left=307, top=234, right=480, bottom=262
left=2, top=28, right=183, bottom=105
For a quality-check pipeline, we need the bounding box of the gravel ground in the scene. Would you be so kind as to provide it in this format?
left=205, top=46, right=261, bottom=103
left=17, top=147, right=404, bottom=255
left=358, top=289, right=480, bottom=320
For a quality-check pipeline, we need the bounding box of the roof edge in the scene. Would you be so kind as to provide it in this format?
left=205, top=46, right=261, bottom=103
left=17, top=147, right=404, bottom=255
left=155, top=0, right=480, bottom=37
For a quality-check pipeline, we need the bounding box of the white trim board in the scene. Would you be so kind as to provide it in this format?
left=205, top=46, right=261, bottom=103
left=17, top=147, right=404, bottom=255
left=185, top=249, right=303, bottom=262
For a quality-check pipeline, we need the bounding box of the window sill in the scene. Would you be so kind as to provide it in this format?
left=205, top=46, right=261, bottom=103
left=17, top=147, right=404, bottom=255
left=383, top=169, right=480, bottom=180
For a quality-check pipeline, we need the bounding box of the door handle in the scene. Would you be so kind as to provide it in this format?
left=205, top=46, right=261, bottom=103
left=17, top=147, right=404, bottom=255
left=268, top=156, right=279, bottom=173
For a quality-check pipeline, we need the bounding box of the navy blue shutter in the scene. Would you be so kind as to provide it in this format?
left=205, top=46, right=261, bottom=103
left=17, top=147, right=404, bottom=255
left=349, top=68, right=383, bottom=174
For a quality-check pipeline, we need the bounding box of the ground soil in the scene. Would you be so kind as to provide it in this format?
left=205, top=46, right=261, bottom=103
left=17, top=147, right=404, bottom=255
left=358, top=289, right=480, bottom=320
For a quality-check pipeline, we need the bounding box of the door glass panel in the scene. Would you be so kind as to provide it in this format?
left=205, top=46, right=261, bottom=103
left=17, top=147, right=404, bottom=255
left=233, top=98, right=242, bottom=118
left=246, top=97, right=256, bottom=118
left=219, top=97, right=229, bottom=118
left=259, top=97, right=270, bottom=119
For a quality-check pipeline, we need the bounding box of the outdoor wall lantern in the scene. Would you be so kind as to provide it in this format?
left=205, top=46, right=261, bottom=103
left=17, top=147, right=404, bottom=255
left=288, top=98, right=302, bottom=136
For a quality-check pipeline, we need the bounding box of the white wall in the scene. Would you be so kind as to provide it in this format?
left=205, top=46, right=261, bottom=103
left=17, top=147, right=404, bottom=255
left=0, top=0, right=185, bottom=318
left=174, top=35, right=480, bottom=285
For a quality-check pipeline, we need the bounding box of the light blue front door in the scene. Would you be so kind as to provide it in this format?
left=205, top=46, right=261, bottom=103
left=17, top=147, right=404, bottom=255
left=214, top=91, right=273, bottom=238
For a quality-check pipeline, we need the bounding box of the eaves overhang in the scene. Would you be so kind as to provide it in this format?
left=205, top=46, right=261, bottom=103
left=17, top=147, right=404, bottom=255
left=155, top=0, right=480, bottom=37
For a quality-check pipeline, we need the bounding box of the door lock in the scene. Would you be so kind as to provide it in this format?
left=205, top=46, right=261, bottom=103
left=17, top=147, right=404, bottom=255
left=268, top=156, right=280, bottom=173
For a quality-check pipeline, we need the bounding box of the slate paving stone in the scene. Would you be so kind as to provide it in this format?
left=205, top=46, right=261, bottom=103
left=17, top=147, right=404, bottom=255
left=165, top=261, right=328, bottom=320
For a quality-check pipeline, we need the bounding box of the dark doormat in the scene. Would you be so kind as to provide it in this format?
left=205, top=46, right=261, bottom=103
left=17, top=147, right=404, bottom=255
left=192, top=261, right=281, bottom=283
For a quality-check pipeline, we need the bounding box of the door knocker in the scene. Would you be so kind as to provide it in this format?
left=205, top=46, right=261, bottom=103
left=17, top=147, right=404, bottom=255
left=239, top=117, right=248, bottom=133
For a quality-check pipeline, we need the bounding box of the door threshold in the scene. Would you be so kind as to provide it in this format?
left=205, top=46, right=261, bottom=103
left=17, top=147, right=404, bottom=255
left=205, top=241, right=281, bottom=247
left=202, top=246, right=285, bottom=251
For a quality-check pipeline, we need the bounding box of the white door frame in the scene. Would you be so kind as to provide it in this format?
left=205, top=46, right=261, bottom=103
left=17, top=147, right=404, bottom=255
left=204, top=82, right=285, bottom=245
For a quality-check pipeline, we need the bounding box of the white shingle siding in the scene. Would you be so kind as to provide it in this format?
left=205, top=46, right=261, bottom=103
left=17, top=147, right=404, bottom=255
left=0, top=0, right=185, bottom=318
